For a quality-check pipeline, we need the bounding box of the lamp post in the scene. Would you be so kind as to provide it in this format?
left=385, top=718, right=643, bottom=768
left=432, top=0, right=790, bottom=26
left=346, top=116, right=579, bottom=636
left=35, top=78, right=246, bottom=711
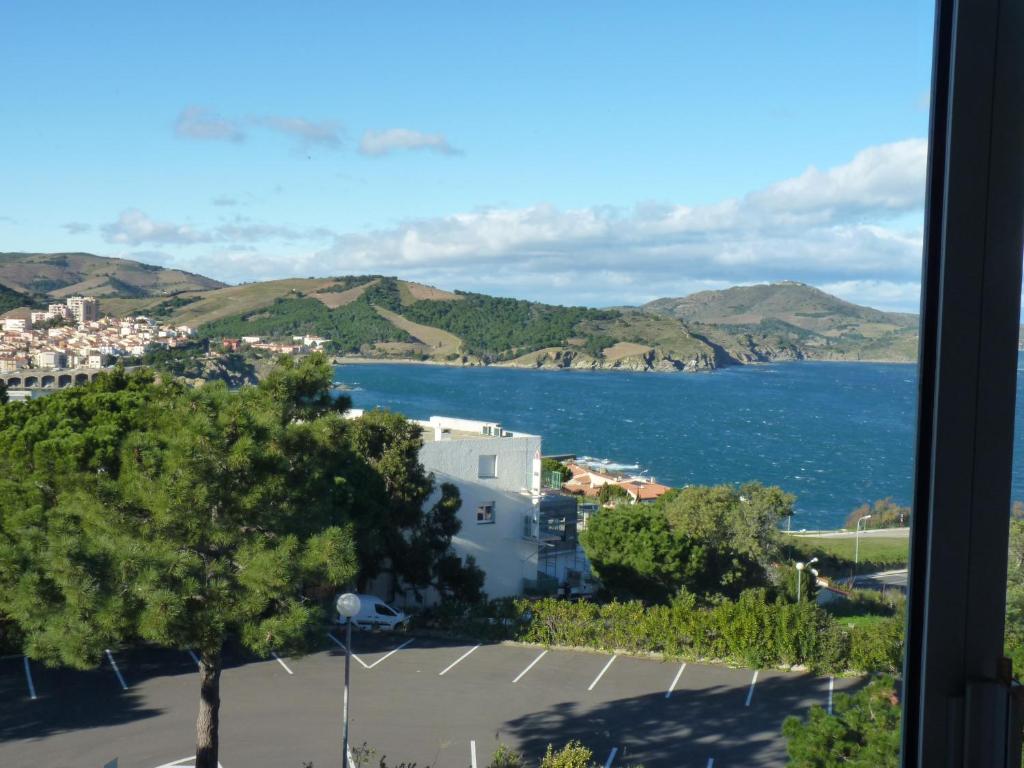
left=854, top=515, right=873, bottom=585
left=336, top=593, right=361, bottom=768
left=795, top=557, right=818, bottom=603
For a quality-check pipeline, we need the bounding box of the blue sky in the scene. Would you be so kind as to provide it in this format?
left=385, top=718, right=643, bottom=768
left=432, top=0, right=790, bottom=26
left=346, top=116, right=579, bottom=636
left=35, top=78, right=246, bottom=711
left=0, top=1, right=935, bottom=310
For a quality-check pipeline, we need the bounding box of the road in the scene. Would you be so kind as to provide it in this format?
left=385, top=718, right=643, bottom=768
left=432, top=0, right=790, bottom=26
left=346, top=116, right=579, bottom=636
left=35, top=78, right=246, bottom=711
left=0, top=632, right=859, bottom=768
left=790, top=527, right=909, bottom=540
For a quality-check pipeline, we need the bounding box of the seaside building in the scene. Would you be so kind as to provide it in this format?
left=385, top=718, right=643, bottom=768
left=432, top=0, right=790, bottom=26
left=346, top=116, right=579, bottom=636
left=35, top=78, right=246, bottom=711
left=563, top=460, right=670, bottom=504
left=347, top=411, right=593, bottom=604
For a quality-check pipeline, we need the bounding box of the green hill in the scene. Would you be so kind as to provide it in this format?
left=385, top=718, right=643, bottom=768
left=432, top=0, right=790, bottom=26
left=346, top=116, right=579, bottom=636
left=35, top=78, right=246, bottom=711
left=643, top=282, right=919, bottom=363
left=0, top=253, right=920, bottom=370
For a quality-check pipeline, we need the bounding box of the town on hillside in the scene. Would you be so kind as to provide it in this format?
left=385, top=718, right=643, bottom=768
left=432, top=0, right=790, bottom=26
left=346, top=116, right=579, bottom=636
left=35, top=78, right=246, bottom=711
left=0, top=296, right=193, bottom=374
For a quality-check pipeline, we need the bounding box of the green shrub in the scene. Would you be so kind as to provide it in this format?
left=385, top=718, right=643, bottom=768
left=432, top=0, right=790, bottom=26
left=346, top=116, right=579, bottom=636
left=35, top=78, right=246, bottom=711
left=488, top=744, right=525, bottom=768
left=425, top=587, right=903, bottom=674
left=539, top=741, right=594, bottom=768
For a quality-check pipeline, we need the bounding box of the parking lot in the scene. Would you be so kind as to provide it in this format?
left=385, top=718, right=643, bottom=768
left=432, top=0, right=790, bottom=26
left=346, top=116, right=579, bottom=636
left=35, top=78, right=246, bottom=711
left=0, top=631, right=859, bottom=768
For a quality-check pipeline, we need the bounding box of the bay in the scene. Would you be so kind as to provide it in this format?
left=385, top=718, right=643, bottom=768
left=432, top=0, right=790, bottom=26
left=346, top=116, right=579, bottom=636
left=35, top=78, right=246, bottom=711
left=333, top=359, right=1024, bottom=530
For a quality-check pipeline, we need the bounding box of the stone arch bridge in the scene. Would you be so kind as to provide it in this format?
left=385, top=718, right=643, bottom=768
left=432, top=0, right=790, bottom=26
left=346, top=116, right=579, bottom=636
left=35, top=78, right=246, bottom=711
left=0, top=368, right=106, bottom=390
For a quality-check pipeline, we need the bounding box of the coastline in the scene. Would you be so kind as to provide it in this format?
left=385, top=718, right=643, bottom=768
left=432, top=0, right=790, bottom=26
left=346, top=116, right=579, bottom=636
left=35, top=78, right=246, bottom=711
left=331, top=354, right=917, bottom=371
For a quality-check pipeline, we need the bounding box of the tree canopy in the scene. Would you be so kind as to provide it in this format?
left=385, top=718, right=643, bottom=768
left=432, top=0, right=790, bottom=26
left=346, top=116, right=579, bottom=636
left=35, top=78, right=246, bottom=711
left=657, top=482, right=794, bottom=568
left=580, top=491, right=772, bottom=603
left=782, top=676, right=901, bottom=767
left=0, top=354, right=480, bottom=767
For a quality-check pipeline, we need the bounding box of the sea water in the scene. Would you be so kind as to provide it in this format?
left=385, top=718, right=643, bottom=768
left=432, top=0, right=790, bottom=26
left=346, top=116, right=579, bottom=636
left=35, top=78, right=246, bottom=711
left=334, top=359, right=1024, bottom=530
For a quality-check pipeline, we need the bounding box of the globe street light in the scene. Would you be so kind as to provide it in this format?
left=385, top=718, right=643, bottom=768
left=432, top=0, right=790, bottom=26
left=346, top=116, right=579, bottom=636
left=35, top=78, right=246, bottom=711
left=795, top=557, right=819, bottom=603
left=854, top=514, right=873, bottom=585
left=336, top=593, right=361, bottom=768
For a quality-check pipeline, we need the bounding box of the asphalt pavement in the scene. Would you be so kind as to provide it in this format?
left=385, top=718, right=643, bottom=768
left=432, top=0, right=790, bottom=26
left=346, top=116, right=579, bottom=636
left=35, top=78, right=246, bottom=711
left=0, top=632, right=859, bottom=768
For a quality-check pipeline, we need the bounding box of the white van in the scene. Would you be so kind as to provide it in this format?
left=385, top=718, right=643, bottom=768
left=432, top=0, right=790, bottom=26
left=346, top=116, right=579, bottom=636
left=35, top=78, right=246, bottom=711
left=335, top=593, right=409, bottom=631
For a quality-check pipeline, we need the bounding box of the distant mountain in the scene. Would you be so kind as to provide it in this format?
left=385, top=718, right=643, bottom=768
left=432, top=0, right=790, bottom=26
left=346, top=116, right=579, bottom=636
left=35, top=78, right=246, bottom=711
left=642, top=282, right=919, bottom=363
left=643, top=281, right=917, bottom=332
left=0, top=252, right=224, bottom=301
left=0, top=253, right=920, bottom=370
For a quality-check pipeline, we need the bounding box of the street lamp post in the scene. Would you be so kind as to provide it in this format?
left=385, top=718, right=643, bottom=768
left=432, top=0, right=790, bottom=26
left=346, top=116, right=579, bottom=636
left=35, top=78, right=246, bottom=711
left=854, top=515, right=873, bottom=584
left=795, top=557, right=819, bottom=603
left=336, top=593, right=362, bottom=768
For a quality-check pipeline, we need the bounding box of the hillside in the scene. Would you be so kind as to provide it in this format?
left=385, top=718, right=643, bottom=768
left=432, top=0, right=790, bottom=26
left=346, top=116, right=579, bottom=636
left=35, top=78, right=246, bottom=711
left=0, top=252, right=224, bottom=302
left=643, top=282, right=919, bottom=363
left=0, top=252, right=920, bottom=371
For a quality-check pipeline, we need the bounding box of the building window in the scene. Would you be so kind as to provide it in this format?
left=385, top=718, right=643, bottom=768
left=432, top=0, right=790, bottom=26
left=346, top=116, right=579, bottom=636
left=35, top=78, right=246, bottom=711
left=477, top=502, right=495, bottom=524
left=478, top=454, right=497, bottom=478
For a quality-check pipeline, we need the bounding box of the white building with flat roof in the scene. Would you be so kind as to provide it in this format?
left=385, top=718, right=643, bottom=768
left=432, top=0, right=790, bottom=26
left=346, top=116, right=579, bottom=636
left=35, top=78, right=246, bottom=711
left=347, top=411, right=590, bottom=604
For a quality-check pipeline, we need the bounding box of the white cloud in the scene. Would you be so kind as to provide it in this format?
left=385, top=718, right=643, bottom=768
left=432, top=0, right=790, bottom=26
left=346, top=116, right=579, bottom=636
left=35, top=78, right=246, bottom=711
left=100, top=209, right=334, bottom=247
left=102, top=209, right=211, bottom=246
left=99, top=138, right=929, bottom=311
left=174, top=106, right=245, bottom=142
left=256, top=116, right=343, bottom=149
left=62, top=221, right=91, bottom=234
left=359, top=128, right=461, bottom=157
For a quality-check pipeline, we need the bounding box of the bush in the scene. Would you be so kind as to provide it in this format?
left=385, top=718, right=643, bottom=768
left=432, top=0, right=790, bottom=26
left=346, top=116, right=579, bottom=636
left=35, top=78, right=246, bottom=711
left=540, top=741, right=594, bottom=768
left=495, top=589, right=900, bottom=674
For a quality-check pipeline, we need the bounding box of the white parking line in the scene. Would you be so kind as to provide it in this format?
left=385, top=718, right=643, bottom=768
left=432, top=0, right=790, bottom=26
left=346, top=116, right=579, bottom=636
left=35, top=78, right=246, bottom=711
left=470, top=739, right=478, bottom=768
left=105, top=649, right=128, bottom=690
left=512, top=650, right=548, bottom=683
left=744, top=669, right=758, bottom=707
left=271, top=651, right=294, bottom=675
left=828, top=675, right=834, bottom=714
left=188, top=649, right=201, bottom=669
left=603, top=747, right=618, bottom=768
left=367, top=638, right=415, bottom=669
left=588, top=655, right=617, bottom=691
left=23, top=656, right=37, bottom=700
left=665, top=662, right=686, bottom=698
left=326, top=632, right=371, bottom=669
left=438, top=644, right=480, bottom=676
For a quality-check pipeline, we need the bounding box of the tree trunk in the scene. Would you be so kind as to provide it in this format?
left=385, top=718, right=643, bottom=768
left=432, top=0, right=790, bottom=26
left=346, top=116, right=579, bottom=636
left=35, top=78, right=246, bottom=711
left=195, top=649, right=222, bottom=768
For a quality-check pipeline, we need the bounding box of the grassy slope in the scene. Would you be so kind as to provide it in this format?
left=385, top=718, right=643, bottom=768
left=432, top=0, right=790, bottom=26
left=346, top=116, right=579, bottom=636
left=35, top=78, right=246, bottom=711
left=373, top=305, right=463, bottom=356
left=157, top=278, right=342, bottom=327
left=0, top=252, right=223, bottom=298
left=783, top=532, right=909, bottom=576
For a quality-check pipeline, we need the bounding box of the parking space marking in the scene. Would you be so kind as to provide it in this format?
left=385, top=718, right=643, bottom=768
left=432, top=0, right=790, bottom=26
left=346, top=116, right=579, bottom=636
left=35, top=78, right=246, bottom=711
left=325, top=634, right=370, bottom=671
left=105, top=648, right=128, bottom=690
left=271, top=652, right=294, bottom=675
left=588, top=654, right=618, bottom=691
left=665, top=662, right=686, bottom=698
left=23, top=656, right=37, bottom=700
left=153, top=757, right=225, bottom=768
left=188, top=649, right=201, bottom=669
left=744, top=669, right=758, bottom=706
left=326, top=632, right=371, bottom=669
left=470, top=739, right=478, bottom=768
left=828, top=676, right=834, bottom=714
left=603, top=747, right=618, bottom=768
left=438, top=644, right=480, bottom=676
left=512, top=650, right=547, bottom=683
left=367, top=638, right=414, bottom=669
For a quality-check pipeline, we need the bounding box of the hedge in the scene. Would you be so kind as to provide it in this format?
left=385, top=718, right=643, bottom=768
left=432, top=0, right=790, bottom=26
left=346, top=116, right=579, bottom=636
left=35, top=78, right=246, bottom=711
left=419, top=588, right=903, bottom=675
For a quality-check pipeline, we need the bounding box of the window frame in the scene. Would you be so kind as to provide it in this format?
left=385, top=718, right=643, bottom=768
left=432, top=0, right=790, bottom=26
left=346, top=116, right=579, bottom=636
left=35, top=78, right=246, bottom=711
left=903, top=0, right=1024, bottom=764
left=476, top=502, right=496, bottom=524
left=478, top=453, right=497, bottom=479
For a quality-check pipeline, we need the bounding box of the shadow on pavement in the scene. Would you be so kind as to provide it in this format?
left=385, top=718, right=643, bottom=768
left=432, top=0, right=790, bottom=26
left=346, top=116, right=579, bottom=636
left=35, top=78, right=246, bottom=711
left=499, top=672, right=837, bottom=767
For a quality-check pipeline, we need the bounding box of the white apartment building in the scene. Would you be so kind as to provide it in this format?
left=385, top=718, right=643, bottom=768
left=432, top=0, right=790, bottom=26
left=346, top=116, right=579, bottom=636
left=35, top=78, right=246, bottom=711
left=348, top=411, right=590, bottom=604
left=66, top=296, right=99, bottom=325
